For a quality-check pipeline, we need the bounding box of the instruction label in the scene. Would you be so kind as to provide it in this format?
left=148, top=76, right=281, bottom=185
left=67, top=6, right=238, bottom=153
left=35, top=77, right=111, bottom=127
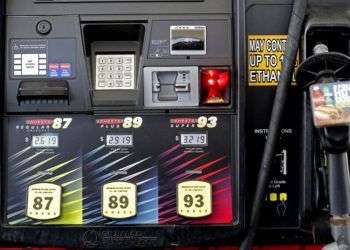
left=248, top=35, right=299, bottom=86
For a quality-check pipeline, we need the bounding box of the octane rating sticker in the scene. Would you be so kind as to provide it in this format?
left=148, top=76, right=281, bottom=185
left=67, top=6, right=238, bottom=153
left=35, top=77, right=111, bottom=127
left=177, top=180, right=212, bottom=218
left=102, top=182, right=137, bottom=219
left=26, top=183, right=62, bottom=220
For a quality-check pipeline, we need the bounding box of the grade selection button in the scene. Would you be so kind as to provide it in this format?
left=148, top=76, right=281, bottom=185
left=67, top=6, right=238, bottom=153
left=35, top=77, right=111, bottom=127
left=102, top=181, right=137, bottom=219
left=26, top=183, right=62, bottom=220
left=177, top=180, right=212, bottom=218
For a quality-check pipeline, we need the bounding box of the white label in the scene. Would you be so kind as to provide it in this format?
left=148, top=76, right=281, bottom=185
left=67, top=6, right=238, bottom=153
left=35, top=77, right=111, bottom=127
left=102, top=182, right=137, bottom=219
left=177, top=180, right=212, bottom=218
left=27, top=183, right=62, bottom=220
left=22, top=54, right=39, bottom=76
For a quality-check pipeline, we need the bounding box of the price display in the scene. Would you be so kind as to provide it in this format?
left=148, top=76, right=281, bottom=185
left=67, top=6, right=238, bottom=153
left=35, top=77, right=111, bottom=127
left=180, top=133, right=208, bottom=146
left=102, top=182, right=137, bottom=219
left=177, top=180, right=212, bottom=218
left=32, top=134, right=59, bottom=148
left=106, top=134, right=133, bottom=147
left=26, top=183, right=62, bottom=220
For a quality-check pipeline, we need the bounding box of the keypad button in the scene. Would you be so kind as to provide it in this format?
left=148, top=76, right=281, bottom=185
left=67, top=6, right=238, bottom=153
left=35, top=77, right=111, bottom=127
left=124, top=81, right=132, bottom=87
left=115, top=73, right=123, bottom=79
left=98, top=81, right=106, bottom=87
left=107, top=73, right=114, bottom=79
left=107, top=65, right=114, bottom=71
left=124, top=72, right=132, bottom=79
left=125, top=57, right=133, bottom=64
left=98, top=73, right=106, bottom=79
left=125, top=65, right=132, bottom=71
left=116, top=58, right=123, bottom=64
left=98, top=66, right=106, bottom=72
left=115, top=81, right=123, bottom=87
left=99, top=58, right=107, bottom=64
left=107, top=81, right=114, bottom=87
left=117, top=66, right=124, bottom=71
left=108, top=58, right=114, bottom=64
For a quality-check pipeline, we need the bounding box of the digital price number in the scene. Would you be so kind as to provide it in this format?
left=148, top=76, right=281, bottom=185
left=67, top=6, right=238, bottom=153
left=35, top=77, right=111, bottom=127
left=26, top=183, right=62, bottom=220
left=32, top=134, right=59, bottom=148
left=180, top=133, right=208, bottom=146
left=106, top=134, right=133, bottom=147
left=102, top=182, right=137, bottom=219
left=177, top=180, right=212, bottom=218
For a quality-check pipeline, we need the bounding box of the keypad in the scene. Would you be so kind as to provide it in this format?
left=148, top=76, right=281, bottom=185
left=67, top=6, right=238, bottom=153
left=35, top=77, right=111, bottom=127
left=95, top=54, right=135, bottom=90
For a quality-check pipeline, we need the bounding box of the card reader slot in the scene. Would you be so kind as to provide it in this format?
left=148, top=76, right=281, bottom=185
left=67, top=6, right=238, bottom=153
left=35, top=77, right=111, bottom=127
left=17, top=80, right=69, bottom=105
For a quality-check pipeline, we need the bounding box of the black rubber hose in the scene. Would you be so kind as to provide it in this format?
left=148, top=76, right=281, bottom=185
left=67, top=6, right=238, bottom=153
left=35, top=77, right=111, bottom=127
left=240, top=0, right=307, bottom=249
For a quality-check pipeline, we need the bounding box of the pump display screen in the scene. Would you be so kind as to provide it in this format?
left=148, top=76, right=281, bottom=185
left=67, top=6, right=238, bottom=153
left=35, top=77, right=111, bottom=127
left=180, top=133, right=208, bottom=146
left=106, top=134, right=133, bottom=147
left=32, top=135, right=59, bottom=148
left=170, top=26, right=206, bottom=55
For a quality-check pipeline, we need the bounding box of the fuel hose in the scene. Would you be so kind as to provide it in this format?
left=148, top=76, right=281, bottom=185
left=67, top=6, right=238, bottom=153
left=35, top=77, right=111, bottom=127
left=240, top=0, right=308, bottom=249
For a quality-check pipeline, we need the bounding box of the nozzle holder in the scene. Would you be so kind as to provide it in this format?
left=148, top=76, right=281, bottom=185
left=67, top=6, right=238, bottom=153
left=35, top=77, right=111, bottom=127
left=296, top=52, right=350, bottom=89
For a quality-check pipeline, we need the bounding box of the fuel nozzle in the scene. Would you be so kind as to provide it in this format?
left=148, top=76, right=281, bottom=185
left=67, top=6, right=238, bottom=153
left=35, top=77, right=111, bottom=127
left=296, top=44, right=350, bottom=250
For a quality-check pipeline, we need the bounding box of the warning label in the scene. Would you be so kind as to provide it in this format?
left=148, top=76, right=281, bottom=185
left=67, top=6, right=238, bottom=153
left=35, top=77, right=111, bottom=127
left=248, top=35, right=299, bottom=86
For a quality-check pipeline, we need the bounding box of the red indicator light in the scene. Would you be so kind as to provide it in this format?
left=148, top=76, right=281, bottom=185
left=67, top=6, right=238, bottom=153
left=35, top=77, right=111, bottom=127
left=201, top=68, right=230, bottom=104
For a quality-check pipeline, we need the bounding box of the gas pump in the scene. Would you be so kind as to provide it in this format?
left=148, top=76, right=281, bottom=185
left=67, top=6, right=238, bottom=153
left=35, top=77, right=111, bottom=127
left=0, top=0, right=241, bottom=248
left=3, top=0, right=350, bottom=249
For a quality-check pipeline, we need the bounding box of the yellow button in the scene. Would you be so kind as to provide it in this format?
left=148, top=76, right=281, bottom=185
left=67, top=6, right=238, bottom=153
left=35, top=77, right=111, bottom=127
left=269, top=193, right=278, bottom=202
left=280, top=193, right=288, bottom=202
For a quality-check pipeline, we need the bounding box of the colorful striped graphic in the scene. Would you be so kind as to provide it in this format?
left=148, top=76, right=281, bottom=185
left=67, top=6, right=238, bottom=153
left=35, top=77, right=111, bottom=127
left=158, top=144, right=233, bottom=224
left=7, top=148, right=83, bottom=225
left=82, top=139, right=158, bottom=224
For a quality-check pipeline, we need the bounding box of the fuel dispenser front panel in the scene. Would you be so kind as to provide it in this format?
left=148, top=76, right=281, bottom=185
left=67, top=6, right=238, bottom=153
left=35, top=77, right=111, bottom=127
left=0, top=0, right=242, bottom=247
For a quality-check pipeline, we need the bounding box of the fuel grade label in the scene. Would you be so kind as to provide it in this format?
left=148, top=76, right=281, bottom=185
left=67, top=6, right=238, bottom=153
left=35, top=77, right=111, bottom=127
left=177, top=181, right=212, bottom=218
left=102, top=182, right=137, bottom=219
left=26, top=183, right=62, bottom=220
